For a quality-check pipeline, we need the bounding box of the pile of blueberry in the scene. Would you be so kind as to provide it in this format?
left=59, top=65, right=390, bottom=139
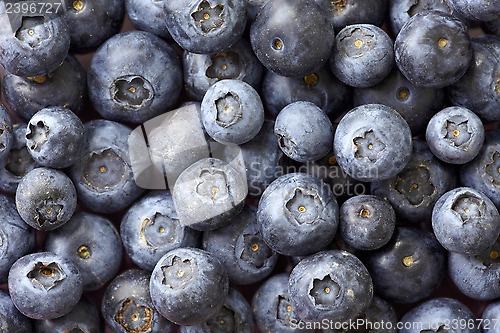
left=0, top=0, right=499, bottom=332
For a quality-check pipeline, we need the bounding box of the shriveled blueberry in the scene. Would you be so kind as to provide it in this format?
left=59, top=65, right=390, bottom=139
left=274, top=101, right=333, bottom=163
left=339, top=195, right=396, bottom=251
left=394, top=10, right=472, bottom=88
left=288, top=250, right=373, bottom=322
left=164, top=0, right=247, bottom=54
left=330, top=24, right=394, bottom=88
left=2, top=55, right=86, bottom=121
left=334, top=104, right=412, bottom=181
left=432, top=187, right=500, bottom=255
left=8, top=252, right=83, bottom=320
left=200, top=79, right=264, bottom=145
left=364, top=227, right=447, bottom=303
left=149, top=247, right=229, bottom=326
left=121, top=191, right=200, bottom=271
left=0, top=289, right=33, bottom=332
left=203, top=205, right=279, bottom=285
left=102, top=269, right=175, bottom=333
left=16, top=167, right=77, bottom=231
left=257, top=173, right=339, bottom=256
left=125, top=0, right=171, bottom=39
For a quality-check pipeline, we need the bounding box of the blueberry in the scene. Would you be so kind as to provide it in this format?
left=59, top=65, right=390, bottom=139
left=394, top=10, right=472, bottom=88
left=68, top=119, right=145, bottom=213
left=172, top=157, right=247, bottom=231
left=363, top=227, right=446, bottom=303
left=447, top=35, right=500, bottom=122
left=432, top=187, right=500, bottom=255
left=371, top=140, right=457, bottom=223
left=0, top=14, right=70, bottom=76
left=179, top=288, right=254, bottom=333
left=63, top=0, right=124, bottom=52
left=0, top=289, right=33, bottom=332
left=102, top=269, right=175, bottom=333
left=257, top=172, right=339, bottom=256
left=164, top=0, right=247, bottom=54
left=200, top=79, right=264, bottom=145
left=482, top=299, right=500, bottom=332
left=2, top=55, right=86, bottom=121
left=25, top=107, right=85, bottom=169
left=252, top=273, right=314, bottom=333
left=0, top=194, right=35, bottom=283
left=274, top=101, right=334, bottom=163
left=339, top=195, right=396, bottom=251
left=149, top=247, right=229, bottom=326
left=8, top=252, right=83, bottom=320
left=459, top=129, right=500, bottom=210
left=0, top=103, right=13, bottom=161
left=88, top=31, right=182, bottom=123
left=0, top=123, right=38, bottom=194
left=15, top=167, right=77, bottom=231
left=250, top=0, right=335, bottom=77
left=334, top=103, right=412, bottom=181
left=125, top=0, right=171, bottom=39
left=121, top=191, right=200, bottom=271
left=261, top=66, right=352, bottom=119
left=447, top=0, right=500, bottom=21
left=318, top=0, right=387, bottom=33
left=399, top=297, right=479, bottom=333
left=183, top=39, right=264, bottom=101
left=288, top=250, right=373, bottom=322
left=426, top=106, right=485, bottom=164
left=330, top=24, right=394, bottom=88
left=203, top=205, right=279, bottom=285
left=35, top=297, right=102, bottom=333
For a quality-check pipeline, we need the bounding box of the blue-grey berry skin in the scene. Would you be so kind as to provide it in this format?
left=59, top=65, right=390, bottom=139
left=330, top=24, right=394, bottom=88
left=371, top=141, right=457, bottom=223
left=334, top=104, right=412, bottom=182
left=363, top=227, right=446, bottom=303
left=448, top=36, right=500, bottom=122
left=241, top=121, right=284, bottom=197
left=172, top=158, right=247, bottom=231
left=0, top=103, right=13, bottom=162
left=274, top=101, right=334, bottom=163
left=394, top=10, right=472, bottom=88
left=288, top=250, right=373, bottom=323
left=201, top=79, right=264, bottom=145
left=0, top=123, right=37, bottom=194
left=149, top=247, right=229, bottom=326
left=164, top=0, right=247, bottom=54
left=339, top=195, right=396, bottom=251
left=482, top=300, right=500, bottom=332
left=2, top=55, right=86, bottom=121
left=88, top=31, right=182, bottom=124
left=15, top=167, right=77, bottom=231
left=0, top=290, right=33, bottom=333
left=459, top=130, right=500, bottom=210
left=63, top=0, right=124, bottom=52
left=0, top=194, right=35, bottom=283
left=125, top=0, right=171, bottom=39
left=318, top=0, right=387, bottom=33
left=0, top=14, right=70, bottom=77
left=202, top=205, right=279, bottom=285
left=399, top=298, right=479, bottom=333
left=447, top=0, right=500, bottom=21
left=353, top=68, right=445, bottom=135
left=432, top=187, right=500, bottom=255
left=68, top=120, right=145, bottom=214
left=8, top=252, right=83, bottom=320
left=121, top=191, right=200, bottom=271
left=252, top=273, right=314, bottom=333
left=426, top=106, right=485, bottom=164
left=179, top=288, right=254, bottom=333
left=35, top=297, right=102, bottom=333
left=250, top=0, right=335, bottom=77
left=257, top=173, right=339, bottom=256
left=44, top=212, right=122, bottom=291
left=25, top=107, right=85, bottom=169
left=102, top=269, right=175, bottom=333
left=183, top=39, right=264, bottom=101
left=262, top=66, right=352, bottom=119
